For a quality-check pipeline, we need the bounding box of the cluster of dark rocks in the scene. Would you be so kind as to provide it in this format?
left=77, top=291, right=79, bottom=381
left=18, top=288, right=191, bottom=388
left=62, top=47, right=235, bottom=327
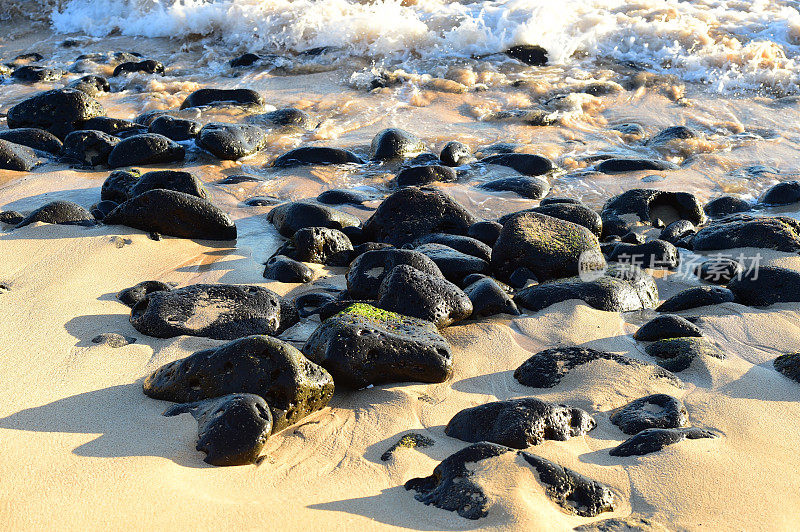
left=4, top=68, right=800, bottom=519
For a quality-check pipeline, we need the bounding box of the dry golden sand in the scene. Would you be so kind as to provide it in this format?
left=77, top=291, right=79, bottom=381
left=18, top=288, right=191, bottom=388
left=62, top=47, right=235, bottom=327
left=2, top=27, right=800, bottom=531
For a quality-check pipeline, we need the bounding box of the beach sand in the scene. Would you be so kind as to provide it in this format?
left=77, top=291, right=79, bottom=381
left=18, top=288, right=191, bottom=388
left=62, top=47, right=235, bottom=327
left=2, top=10, right=800, bottom=530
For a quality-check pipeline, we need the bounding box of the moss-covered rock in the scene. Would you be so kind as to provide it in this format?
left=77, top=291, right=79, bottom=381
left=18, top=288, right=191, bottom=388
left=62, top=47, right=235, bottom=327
left=145, top=335, right=333, bottom=433
left=302, top=303, right=453, bottom=388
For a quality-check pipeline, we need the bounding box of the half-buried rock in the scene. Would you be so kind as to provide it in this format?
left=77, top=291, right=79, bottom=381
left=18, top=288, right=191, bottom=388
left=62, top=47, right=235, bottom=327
left=196, top=123, right=267, bottom=160
left=463, top=276, right=519, bottom=317
left=610, top=394, right=688, bottom=435
left=492, top=211, right=605, bottom=282
left=515, top=346, right=679, bottom=388
left=103, top=189, right=236, bottom=240
left=302, top=303, right=453, bottom=388
left=7, top=88, right=105, bottom=139
left=131, top=284, right=296, bottom=340
left=514, top=264, right=658, bottom=312
left=377, top=265, right=472, bottom=328
left=0, top=139, right=39, bottom=171
left=15, top=200, right=96, bottom=228
left=164, top=393, right=272, bottom=466
left=634, top=315, right=702, bottom=341
left=107, top=133, right=185, bottom=168
left=144, top=335, right=333, bottom=432
left=273, top=147, right=364, bottom=167
left=644, top=337, right=724, bottom=372
left=445, top=397, right=595, bottom=448
left=609, top=427, right=718, bottom=457
left=727, top=266, right=800, bottom=306
left=405, top=442, right=615, bottom=520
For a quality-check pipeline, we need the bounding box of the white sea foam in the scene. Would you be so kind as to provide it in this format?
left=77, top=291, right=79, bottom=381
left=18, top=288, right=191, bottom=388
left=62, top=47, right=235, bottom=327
left=44, top=0, right=800, bottom=92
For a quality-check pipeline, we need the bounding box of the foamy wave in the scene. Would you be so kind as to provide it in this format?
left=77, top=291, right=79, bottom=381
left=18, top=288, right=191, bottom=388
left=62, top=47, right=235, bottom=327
left=48, top=0, right=800, bottom=92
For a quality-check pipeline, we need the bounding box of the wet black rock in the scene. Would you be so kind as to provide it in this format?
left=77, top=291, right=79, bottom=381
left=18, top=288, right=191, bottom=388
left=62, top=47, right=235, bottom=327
left=440, top=141, right=473, bottom=166
left=230, top=53, right=261, bottom=67
left=80, top=117, right=145, bottom=138
left=727, top=266, right=800, bottom=306
left=90, top=200, right=118, bottom=220
left=414, top=243, right=487, bottom=282
left=479, top=153, right=552, bottom=176
left=774, top=353, right=800, bottom=383
left=91, top=332, right=136, bottom=348
left=405, top=442, right=615, bottom=520
left=479, top=175, right=549, bottom=199
left=15, top=200, right=95, bottom=229
left=414, top=233, right=491, bottom=262
left=611, top=394, right=688, bottom=435
left=505, top=45, right=548, bottom=66
left=0, top=139, right=38, bottom=171
left=694, top=257, right=743, bottom=284
left=107, top=133, right=185, bottom=168
left=302, top=303, right=453, bottom=388
left=370, top=128, right=425, bottom=161
left=0, top=211, right=25, bottom=225
left=100, top=169, right=141, bottom=203
left=657, top=286, right=735, bottom=312
left=463, top=276, right=519, bottom=317
left=514, top=264, right=658, bottom=312
left=361, top=187, right=477, bottom=246
left=148, top=115, right=202, bottom=141
left=267, top=201, right=360, bottom=237
left=132, top=284, right=296, bottom=340
left=514, top=346, right=678, bottom=388
left=181, top=88, right=264, bottom=109
left=760, top=180, right=800, bottom=206
left=377, top=265, right=472, bottom=327
left=164, top=393, right=272, bottom=466
left=601, top=189, right=705, bottom=236
left=129, top=170, right=208, bottom=200
left=263, top=255, right=314, bottom=283
left=659, top=219, right=695, bottom=245
left=112, top=59, right=165, bottom=76
left=611, top=123, right=646, bottom=136
left=67, top=75, right=110, bottom=96
left=292, top=227, right=353, bottom=266
left=346, top=248, right=442, bottom=299
left=634, top=314, right=702, bottom=341
left=605, top=240, right=679, bottom=270
left=645, top=337, right=724, bottom=372
left=596, top=158, right=678, bottom=174
left=258, top=108, right=315, bottom=129
left=11, top=65, right=63, bottom=83
left=144, top=334, right=334, bottom=432
left=294, top=291, right=339, bottom=318
left=647, top=125, right=697, bottom=146
left=317, top=189, right=370, bottom=206
left=491, top=211, right=604, bottom=282
left=7, top=89, right=105, bottom=139
left=445, top=398, right=595, bottom=448
left=704, top=195, right=751, bottom=217
left=692, top=215, right=800, bottom=252
left=541, top=197, right=582, bottom=206
left=272, top=146, right=364, bottom=167
left=620, top=232, right=646, bottom=244
left=196, top=123, right=267, bottom=160
left=397, top=164, right=457, bottom=187
left=61, top=130, right=119, bottom=166
left=219, top=174, right=260, bottom=185
left=117, top=280, right=172, bottom=307
left=0, top=128, right=62, bottom=154
left=468, top=220, right=503, bottom=246
left=103, top=189, right=237, bottom=240
left=609, top=427, right=717, bottom=457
